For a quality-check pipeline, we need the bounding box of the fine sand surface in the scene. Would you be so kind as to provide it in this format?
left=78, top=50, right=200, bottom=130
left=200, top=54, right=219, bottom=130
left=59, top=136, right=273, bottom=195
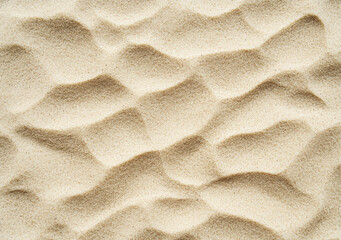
left=0, top=0, right=341, bottom=239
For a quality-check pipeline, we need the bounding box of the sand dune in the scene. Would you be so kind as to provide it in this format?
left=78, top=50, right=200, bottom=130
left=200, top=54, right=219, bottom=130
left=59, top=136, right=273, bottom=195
left=0, top=44, right=53, bottom=112
left=216, top=120, right=315, bottom=174
left=82, top=108, right=154, bottom=166
left=261, top=14, right=326, bottom=68
left=20, top=74, right=136, bottom=129
left=0, top=0, right=340, bottom=239
left=128, top=7, right=264, bottom=58
left=108, top=44, right=191, bottom=95
left=161, top=135, right=221, bottom=186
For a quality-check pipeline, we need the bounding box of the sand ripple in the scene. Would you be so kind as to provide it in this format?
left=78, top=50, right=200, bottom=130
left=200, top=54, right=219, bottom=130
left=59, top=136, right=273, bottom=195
left=0, top=0, right=340, bottom=239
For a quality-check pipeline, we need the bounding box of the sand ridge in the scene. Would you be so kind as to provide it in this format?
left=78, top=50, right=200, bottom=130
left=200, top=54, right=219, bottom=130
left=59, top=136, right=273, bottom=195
left=0, top=0, right=340, bottom=239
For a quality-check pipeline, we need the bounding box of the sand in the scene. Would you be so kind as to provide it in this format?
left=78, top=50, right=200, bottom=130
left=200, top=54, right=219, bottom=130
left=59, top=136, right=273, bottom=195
left=0, top=0, right=340, bottom=239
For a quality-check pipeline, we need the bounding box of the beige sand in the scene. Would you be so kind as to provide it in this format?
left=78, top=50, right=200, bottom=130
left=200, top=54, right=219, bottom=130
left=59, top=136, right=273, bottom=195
left=0, top=0, right=340, bottom=239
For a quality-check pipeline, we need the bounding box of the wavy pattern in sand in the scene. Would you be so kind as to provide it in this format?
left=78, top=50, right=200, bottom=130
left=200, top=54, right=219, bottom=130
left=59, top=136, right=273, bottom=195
left=0, top=0, right=340, bottom=239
